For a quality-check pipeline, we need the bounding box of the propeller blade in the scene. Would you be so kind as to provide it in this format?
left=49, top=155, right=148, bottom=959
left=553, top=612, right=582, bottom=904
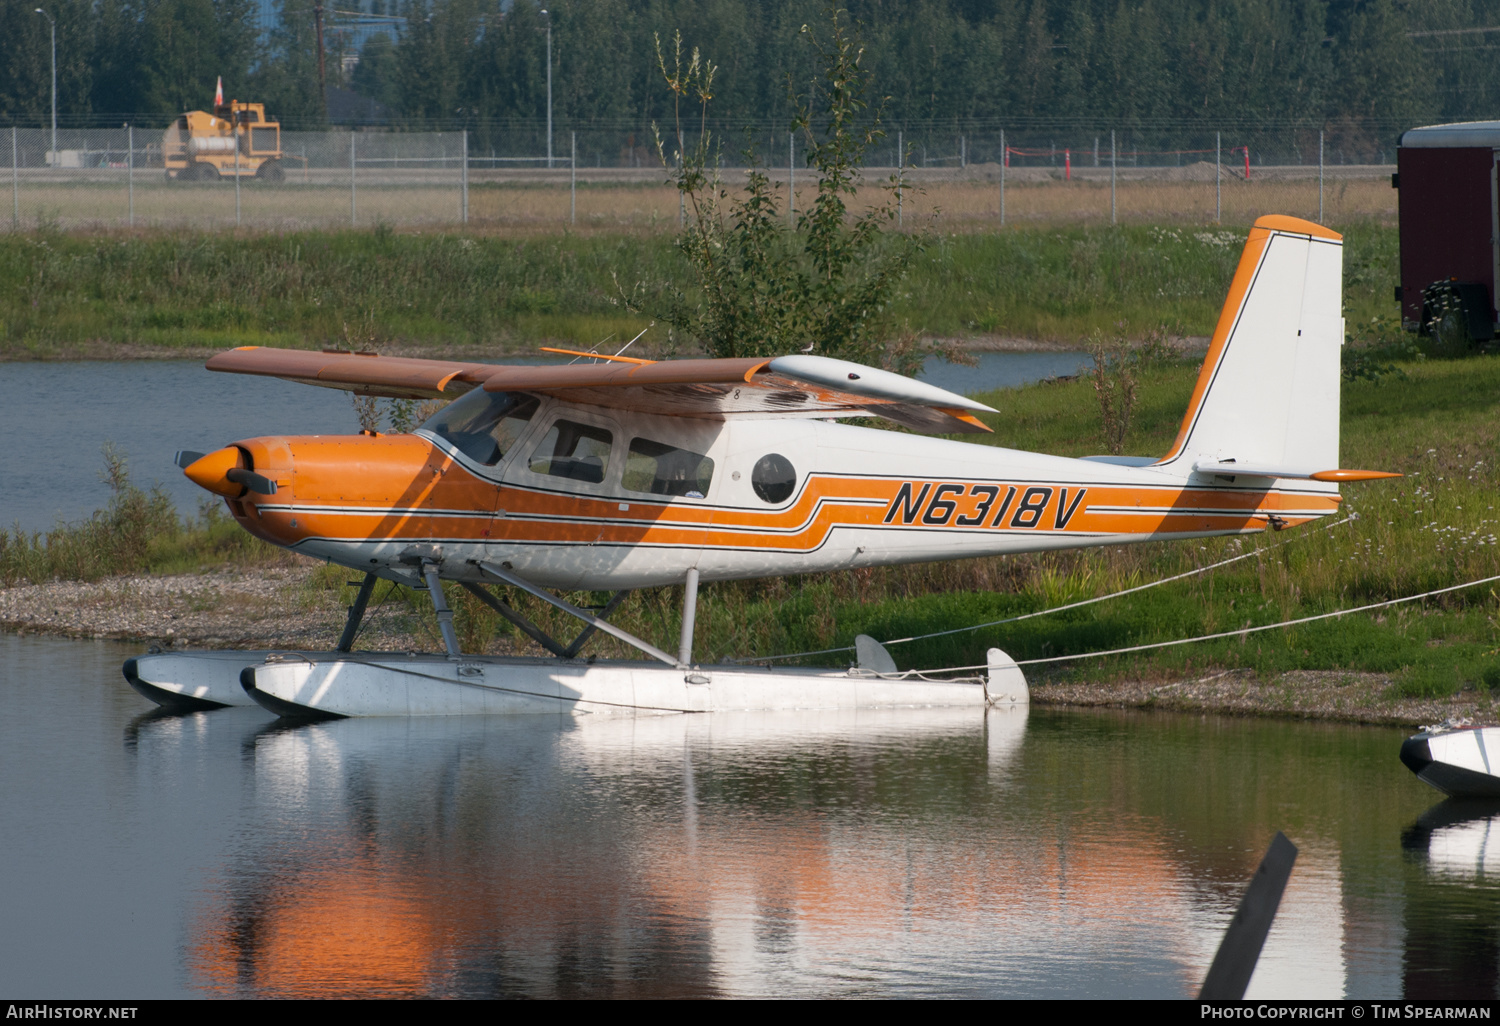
left=174, top=450, right=206, bottom=469
left=225, top=467, right=277, bottom=495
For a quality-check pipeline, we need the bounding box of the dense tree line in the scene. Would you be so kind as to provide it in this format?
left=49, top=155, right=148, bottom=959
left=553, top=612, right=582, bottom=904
left=0, top=0, right=1494, bottom=152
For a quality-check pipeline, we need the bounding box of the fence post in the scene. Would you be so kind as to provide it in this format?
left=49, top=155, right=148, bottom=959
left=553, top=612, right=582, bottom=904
left=127, top=124, right=134, bottom=228
left=461, top=129, right=469, bottom=225
left=1318, top=129, right=1324, bottom=223
left=1216, top=130, right=1221, bottom=224
left=897, top=129, right=903, bottom=227
left=570, top=130, right=576, bottom=225
left=788, top=132, right=795, bottom=223
left=11, top=127, right=17, bottom=231
left=1110, top=129, right=1117, bottom=225
left=999, top=128, right=1005, bottom=227
left=350, top=131, right=356, bottom=226
left=234, top=124, right=241, bottom=227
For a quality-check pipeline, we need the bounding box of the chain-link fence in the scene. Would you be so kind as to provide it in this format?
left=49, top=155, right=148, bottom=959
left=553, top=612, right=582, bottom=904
left=3, top=123, right=1396, bottom=231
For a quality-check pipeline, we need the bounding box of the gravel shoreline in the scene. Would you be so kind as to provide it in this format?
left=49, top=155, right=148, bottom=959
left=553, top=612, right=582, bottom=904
left=3, top=566, right=1493, bottom=728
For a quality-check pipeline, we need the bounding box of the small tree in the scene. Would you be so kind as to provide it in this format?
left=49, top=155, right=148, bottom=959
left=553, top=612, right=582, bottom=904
left=645, top=6, right=918, bottom=367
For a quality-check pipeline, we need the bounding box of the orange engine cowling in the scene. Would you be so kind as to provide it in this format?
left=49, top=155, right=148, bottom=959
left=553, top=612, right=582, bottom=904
left=185, top=434, right=500, bottom=553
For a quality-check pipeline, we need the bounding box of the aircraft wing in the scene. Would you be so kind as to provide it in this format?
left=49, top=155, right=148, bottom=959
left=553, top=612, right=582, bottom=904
left=205, top=347, right=499, bottom=400
left=206, top=347, right=996, bottom=434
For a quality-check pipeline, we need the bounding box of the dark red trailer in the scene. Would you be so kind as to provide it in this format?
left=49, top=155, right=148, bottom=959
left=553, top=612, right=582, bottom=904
left=1396, top=121, right=1500, bottom=342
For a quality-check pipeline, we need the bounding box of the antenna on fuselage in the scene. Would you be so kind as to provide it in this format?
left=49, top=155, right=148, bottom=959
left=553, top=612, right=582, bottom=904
left=563, top=334, right=613, bottom=364
left=613, top=321, right=653, bottom=360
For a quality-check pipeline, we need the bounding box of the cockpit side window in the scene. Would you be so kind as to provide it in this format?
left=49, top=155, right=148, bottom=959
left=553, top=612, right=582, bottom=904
left=528, top=419, right=613, bottom=484
left=420, top=390, right=538, bottom=466
left=622, top=437, right=714, bottom=498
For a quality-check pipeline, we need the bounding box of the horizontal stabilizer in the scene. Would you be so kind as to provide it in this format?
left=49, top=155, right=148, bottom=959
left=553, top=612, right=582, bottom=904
left=1192, top=460, right=1401, bottom=482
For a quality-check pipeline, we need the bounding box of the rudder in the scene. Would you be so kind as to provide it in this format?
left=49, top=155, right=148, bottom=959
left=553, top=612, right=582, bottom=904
left=1157, top=215, right=1344, bottom=476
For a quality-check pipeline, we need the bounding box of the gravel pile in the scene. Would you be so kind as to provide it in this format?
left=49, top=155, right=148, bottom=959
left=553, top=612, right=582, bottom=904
left=0, top=566, right=426, bottom=651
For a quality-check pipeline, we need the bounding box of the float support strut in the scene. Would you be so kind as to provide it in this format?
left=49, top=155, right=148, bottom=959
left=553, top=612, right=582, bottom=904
left=336, top=572, right=378, bottom=653
left=458, top=581, right=569, bottom=658
left=679, top=568, right=699, bottom=666
left=478, top=561, right=679, bottom=666
left=423, top=563, right=462, bottom=657
left=564, top=590, right=630, bottom=657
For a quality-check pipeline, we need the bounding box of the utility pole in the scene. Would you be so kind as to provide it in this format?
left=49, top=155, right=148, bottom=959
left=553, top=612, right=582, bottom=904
left=313, top=2, right=327, bottom=121
left=34, top=9, right=56, bottom=168
left=541, top=9, right=553, bottom=168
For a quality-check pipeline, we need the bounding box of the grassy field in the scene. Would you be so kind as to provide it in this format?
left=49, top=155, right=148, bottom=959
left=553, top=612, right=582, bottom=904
left=0, top=187, right=1399, bottom=358
left=7, top=172, right=1396, bottom=233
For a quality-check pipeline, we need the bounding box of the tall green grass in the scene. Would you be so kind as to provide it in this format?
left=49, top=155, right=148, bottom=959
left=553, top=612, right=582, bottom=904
left=0, top=447, right=293, bottom=585
left=0, top=221, right=1399, bottom=355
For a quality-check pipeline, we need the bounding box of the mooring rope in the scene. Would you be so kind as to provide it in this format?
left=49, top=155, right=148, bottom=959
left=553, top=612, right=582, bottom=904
left=741, top=513, right=1358, bottom=665
left=912, top=571, right=1500, bottom=676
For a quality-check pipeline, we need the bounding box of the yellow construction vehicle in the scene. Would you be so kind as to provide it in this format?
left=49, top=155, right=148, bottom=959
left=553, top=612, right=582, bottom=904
left=163, top=100, right=284, bottom=182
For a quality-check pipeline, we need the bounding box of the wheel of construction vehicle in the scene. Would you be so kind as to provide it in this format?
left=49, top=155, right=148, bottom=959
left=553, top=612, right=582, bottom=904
left=255, top=160, right=284, bottom=183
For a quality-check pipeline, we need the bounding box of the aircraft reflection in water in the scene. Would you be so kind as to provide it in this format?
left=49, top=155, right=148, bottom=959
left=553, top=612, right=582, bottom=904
left=1401, top=801, right=1500, bottom=999
left=115, top=705, right=1359, bottom=999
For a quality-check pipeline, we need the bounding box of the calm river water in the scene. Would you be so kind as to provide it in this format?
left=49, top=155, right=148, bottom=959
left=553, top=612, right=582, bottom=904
left=1, top=633, right=1493, bottom=999
left=0, top=351, right=1089, bottom=533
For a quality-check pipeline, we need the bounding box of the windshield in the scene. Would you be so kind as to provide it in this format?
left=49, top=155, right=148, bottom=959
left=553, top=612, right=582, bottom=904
left=420, top=389, right=538, bottom=466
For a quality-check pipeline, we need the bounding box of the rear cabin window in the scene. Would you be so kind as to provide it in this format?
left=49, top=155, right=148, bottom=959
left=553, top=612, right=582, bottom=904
left=528, top=420, right=614, bottom=484
left=622, top=438, right=714, bottom=498
left=421, top=390, right=538, bottom=466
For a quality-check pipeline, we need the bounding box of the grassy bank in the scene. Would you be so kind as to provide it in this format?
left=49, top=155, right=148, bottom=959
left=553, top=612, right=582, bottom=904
left=0, top=219, right=1398, bottom=357
left=0, top=448, right=294, bottom=585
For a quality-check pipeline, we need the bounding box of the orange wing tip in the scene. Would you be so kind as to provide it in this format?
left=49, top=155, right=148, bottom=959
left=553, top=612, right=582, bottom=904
left=537, top=347, right=656, bottom=366
left=1252, top=214, right=1342, bottom=242
left=937, top=408, right=994, bottom=433
left=1310, top=469, right=1403, bottom=482
left=744, top=359, right=775, bottom=383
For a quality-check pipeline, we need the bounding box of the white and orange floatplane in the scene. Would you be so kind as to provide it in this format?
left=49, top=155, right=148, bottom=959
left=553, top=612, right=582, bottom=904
left=125, top=215, right=1397, bottom=718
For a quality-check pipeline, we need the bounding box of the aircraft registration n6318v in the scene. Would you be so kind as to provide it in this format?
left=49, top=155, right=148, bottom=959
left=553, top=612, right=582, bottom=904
left=126, top=214, right=1396, bottom=718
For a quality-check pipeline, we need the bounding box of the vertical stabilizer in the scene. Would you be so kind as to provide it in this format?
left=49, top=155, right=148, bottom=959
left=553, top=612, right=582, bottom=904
left=1157, top=216, right=1344, bottom=475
